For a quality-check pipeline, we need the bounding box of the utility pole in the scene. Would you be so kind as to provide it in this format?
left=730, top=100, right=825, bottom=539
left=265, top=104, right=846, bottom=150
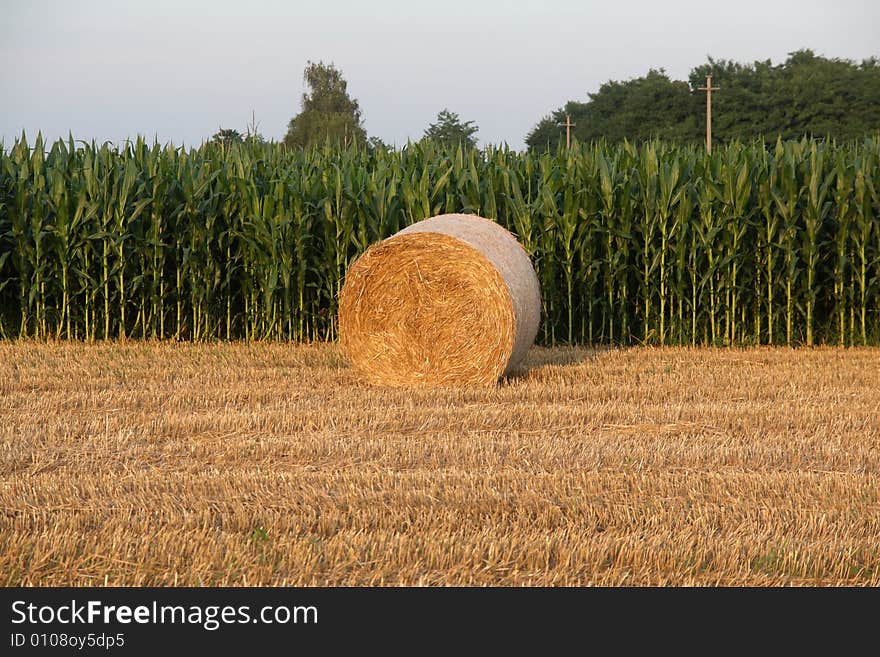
left=558, top=114, right=576, bottom=148
left=698, top=75, right=720, bottom=154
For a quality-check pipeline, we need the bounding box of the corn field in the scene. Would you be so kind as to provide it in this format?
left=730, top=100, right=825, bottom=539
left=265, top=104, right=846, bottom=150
left=1, top=134, right=878, bottom=346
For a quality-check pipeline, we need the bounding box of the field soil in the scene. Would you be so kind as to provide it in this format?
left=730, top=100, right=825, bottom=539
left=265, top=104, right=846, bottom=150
left=1, top=342, right=878, bottom=585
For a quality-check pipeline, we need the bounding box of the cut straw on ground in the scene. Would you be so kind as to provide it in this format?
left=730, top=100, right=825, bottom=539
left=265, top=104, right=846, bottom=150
left=1, top=342, right=879, bottom=586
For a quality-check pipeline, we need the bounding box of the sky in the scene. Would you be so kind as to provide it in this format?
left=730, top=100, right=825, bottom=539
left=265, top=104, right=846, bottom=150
left=1, top=0, right=878, bottom=151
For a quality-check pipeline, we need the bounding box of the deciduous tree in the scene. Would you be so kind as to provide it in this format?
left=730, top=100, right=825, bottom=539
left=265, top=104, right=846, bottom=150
left=284, top=61, right=367, bottom=148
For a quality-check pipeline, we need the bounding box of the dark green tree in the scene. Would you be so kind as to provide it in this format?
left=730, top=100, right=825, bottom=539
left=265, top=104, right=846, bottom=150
left=211, top=128, right=243, bottom=146
left=284, top=61, right=367, bottom=148
left=690, top=50, right=880, bottom=142
left=527, top=51, right=880, bottom=150
left=522, top=101, right=588, bottom=152
left=526, top=70, right=694, bottom=150
left=422, top=109, right=479, bottom=148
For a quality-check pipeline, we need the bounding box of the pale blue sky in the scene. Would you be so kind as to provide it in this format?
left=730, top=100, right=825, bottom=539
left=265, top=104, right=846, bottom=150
left=1, top=0, right=878, bottom=150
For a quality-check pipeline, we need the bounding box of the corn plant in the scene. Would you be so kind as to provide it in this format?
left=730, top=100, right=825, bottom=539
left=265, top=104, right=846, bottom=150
left=1, top=134, right=878, bottom=346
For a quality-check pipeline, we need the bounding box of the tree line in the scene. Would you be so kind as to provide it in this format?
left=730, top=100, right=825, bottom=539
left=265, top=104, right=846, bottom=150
left=213, top=61, right=480, bottom=151
left=526, top=50, right=880, bottom=150
left=216, top=51, right=878, bottom=152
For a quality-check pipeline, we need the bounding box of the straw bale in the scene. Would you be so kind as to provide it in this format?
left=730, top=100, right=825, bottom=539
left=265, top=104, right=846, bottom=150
left=338, top=214, right=541, bottom=386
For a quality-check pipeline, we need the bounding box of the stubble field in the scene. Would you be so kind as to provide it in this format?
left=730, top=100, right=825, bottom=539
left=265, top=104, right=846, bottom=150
left=1, top=342, right=878, bottom=586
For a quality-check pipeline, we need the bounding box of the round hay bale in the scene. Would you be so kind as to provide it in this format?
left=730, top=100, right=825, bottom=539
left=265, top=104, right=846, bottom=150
left=338, top=213, right=541, bottom=387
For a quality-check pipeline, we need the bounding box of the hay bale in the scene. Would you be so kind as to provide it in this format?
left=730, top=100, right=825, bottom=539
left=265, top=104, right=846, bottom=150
left=338, top=213, right=541, bottom=387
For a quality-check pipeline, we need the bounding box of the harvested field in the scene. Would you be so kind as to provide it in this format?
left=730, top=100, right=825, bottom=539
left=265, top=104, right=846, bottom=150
left=1, top=342, right=879, bottom=586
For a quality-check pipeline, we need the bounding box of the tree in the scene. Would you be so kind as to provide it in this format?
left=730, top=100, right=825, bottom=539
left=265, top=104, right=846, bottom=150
left=422, top=109, right=479, bottom=148
left=284, top=61, right=367, bottom=148
left=524, top=101, right=588, bottom=152
left=211, top=128, right=243, bottom=146
left=526, top=51, right=880, bottom=150
left=211, top=112, right=266, bottom=147
left=689, top=51, right=880, bottom=142
left=526, top=70, right=694, bottom=151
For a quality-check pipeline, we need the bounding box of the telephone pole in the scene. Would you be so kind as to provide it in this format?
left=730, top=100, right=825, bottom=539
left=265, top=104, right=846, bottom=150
left=698, top=75, right=720, bottom=154
left=558, top=114, right=576, bottom=148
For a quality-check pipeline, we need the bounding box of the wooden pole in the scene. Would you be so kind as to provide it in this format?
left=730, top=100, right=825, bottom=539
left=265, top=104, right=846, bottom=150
left=698, top=75, right=720, bottom=154
left=558, top=114, right=576, bottom=148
